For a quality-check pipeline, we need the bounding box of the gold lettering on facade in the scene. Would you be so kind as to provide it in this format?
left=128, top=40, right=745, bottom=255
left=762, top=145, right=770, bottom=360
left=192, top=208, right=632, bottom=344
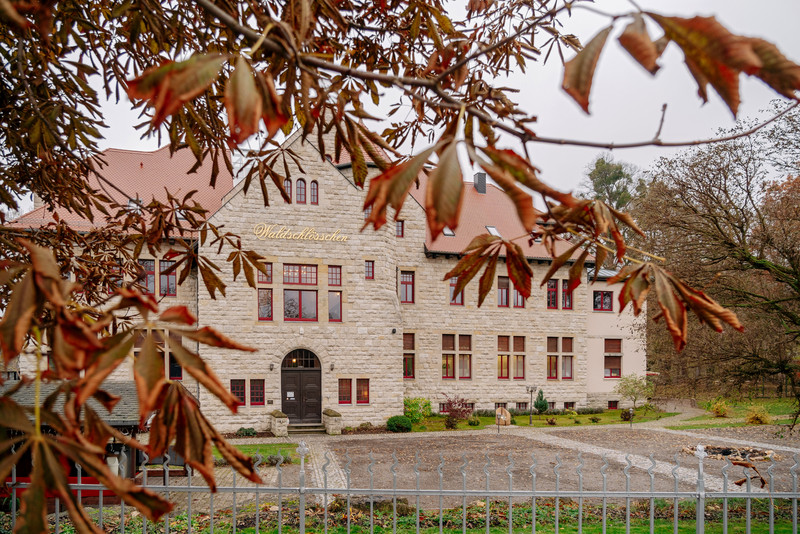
left=253, top=223, right=349, bottom=242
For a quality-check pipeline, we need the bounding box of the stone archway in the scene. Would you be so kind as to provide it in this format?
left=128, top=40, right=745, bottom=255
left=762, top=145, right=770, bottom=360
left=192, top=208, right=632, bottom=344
left=280, top=349, right=321, bottom=424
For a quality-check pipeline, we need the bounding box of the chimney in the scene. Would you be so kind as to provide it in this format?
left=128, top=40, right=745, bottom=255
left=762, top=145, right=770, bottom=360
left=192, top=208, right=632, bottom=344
left=473, top=172, right=486, bottom=194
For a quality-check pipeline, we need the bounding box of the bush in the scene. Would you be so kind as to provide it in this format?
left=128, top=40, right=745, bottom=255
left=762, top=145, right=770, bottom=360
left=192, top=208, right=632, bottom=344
left=403, top=397, right=432, bottom=424
left=444, top=414, right=459, bottom=429
left=467, top=415, right=480, bottom=426
left=546, top=417, right=557, bottom=426
left=440, top=393, right=473, bottom=421
left=590, top=416, right=601, bottom=423
left=534, top=390, right=549, bottom=415
left=577, top=407, right=604, bottom=415
left=509, top=416, right=517, bottom=425
left=708, top=398, right=730, bottom=418
left=746, top=406, right=771, bottom=425
left=387, top=415, right=412, bottom=433
left=235, top=427, right=257, bottom=437
left=620, top=409, right=633, bottom=421
left=358, top=422, right=373, bottom=430
left=573, top=419, right=582, bottom=424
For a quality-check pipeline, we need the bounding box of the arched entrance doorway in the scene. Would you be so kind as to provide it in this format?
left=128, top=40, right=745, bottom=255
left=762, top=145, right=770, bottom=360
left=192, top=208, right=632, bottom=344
left=281, top=349, right=322, bottom=424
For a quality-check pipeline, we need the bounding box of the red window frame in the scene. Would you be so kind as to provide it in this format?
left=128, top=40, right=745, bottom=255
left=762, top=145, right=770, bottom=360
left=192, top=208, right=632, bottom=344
left=328, top=291, right=342, bottom=322
left=497, top=277, right=509, bottom=307
left=403, top=354, right=415, bottom=378
left=513, top=354, right=525, bottom=379
left=257, top=263, right=273, bottom=284
left=594, top=290, right=613, bottom=311
left=547, top=355, right=559, bottom=380
left=328, top=265, right=341, bottom=286
left=284, top=264, right=317, bottom=285
left=138, top=259, right=155, bottom=295
left=309, top=180, right=319, bottom=205
left=497, top=354, right=509, bottom=379
left=356, top=378, right=369, bottom=404
left=562, top=355, right=573, bottom=380
left=608, top=400, right=619, bottom=410
left=396, top=220, right=404, bottom=237
left=442, top=354, right=455, bottom=379
left=168, top=354, right=183, bottom=380
left=250, top=379, right=265, bottom=406
left=562, top=280, right=573, bottom=309
left=296, top=178, right=306, bottom=204
left=284, top=289, right=318, bottom=321
left=159, top=260, right=176, bottom=296
left=284, top=178, right=292, bottom=202
left=458, top=354, right=471, bottom=379
left=400, top=271, right=414, bottom=303
left=258, top=288, right=273, bottom=321
left=516, top=402, right=529, bottom=411
left=513, top=286, right=525, bottom=308
left=564, top=401, right=575, bottom=410
left=604, top=356, right=621, bottom=378
left=230, top=379, right=246, bottom=406
left=449, top=277, right=463, bottom=305
left=365, top=260, right=374, bottom=280
left=338, top=378, right=352, bottom=404
left=546, top=279, right=558, bottom=309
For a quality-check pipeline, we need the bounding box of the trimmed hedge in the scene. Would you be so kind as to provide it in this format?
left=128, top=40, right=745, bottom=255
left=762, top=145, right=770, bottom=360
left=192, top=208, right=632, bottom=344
left=386, top=415, right=412, bottom=433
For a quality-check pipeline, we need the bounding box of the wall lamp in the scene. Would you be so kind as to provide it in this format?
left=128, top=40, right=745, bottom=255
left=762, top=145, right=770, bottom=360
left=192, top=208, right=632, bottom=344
left=269, top=363, right=274, bottom=371
left=330, top=363, right=335, bottom=371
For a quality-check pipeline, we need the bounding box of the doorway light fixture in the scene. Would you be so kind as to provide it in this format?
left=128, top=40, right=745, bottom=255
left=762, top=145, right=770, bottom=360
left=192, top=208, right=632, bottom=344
left=270, top=363, right=274, bottom=371
left=330, top=363, right=335, bottom=371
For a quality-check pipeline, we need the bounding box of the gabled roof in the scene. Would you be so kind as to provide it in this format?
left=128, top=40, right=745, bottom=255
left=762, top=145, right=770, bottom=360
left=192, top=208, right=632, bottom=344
left=12, top=146, right=233, bottom=230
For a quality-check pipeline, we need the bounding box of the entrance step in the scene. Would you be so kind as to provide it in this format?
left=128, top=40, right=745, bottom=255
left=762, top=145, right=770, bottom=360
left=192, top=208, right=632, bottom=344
left=288, top=423, right=326, bottom=435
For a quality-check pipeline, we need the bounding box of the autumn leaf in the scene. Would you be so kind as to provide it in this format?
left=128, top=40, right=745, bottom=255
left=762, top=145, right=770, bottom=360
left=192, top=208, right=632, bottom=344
left=540, top=240, right=585, bottom=288
left=477, top=250, right=500, bottom=307
left=480, top=162, right=542, bottom=231
left=562, top=26, right=612, bottom=114
left=258, top=71, right=289, bottom=139
left=618, top=13, right=660, bottom=75
left=505, top=241, right=532, bottom=299
left=748, top=38, right=800, bottom=98
left=0, top=268, right=36, bottom=363
left=127, top=53, right=229, bottom=127
left=133, top=331, right=168, bottom=425
left=426, top=141, right=464, bottom=240
left=226, top=56, right=263, bottom=146
left=167, top=334, right=242, bottom=411
left=159, top=305, right=198, bottom=325
left=177, top=326, right=257, bottom=351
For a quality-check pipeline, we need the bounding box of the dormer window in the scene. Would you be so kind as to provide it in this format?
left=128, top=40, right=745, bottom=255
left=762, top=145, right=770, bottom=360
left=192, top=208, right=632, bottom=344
left=443, top=227, right=455, bottom=236
left=486, top=226, right=501, bottom=237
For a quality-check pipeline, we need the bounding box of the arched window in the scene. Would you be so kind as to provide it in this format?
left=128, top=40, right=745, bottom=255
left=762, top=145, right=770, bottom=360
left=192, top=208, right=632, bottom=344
left=297, top=178, right=306, bottom=204
left=310, top=180, right=319, bottom=205
left=283, top=178, right=292, bottom=203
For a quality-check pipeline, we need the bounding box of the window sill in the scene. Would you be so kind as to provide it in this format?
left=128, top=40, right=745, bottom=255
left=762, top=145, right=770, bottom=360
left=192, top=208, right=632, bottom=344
left=284, top=318, right=319, bottom=322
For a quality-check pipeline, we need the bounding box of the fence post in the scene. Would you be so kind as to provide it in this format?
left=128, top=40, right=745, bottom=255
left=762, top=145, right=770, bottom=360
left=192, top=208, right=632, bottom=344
left=695, top=444, right=707, bottom=534
left=297, top=441, right=309, bottom=534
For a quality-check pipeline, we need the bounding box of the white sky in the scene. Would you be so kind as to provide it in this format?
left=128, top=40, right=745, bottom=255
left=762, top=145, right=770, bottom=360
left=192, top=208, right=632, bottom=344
left=97, top=0, right=800, bottom=194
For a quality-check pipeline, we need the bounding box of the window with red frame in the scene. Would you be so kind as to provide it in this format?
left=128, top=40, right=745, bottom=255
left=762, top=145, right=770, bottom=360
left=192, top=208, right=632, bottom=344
left=284, top=264, right=317, bottom=285
left=513, top=286, right=525, bottom=308
left=365, top=260, right=374, bottom=279
left=442, top=354, right=455, bottom=379
left=449, top=277, right=463, bottom=305
left=593, top=290, right=613, bottom=311
left=257, top=263, right=273, bottom=284
left=284, top=178, right=292, bottom=202
left=338, top=378, right=351, bottom=404
left=159, top=260, right=176, bottom=296
left=562, top=280, right=573, bottom=309
left=403, top=353, right=415, bottom=378
left=250, top=379, right=265, bottom=406
left=546, top=279, right=558, bottom=309
left=513, top=354, right=525, bottom=379
left=458, top=353, right=471, bottom=379
left=296, top=178, right=306, bottom=204
left=564, top=401, right=575, bottom=410
left=516, top=402, right=528, bottom=411
left=328, top=265, right=341, bottom=286
left=562, top=355, right=573, bottom=380
left=608, top=400, right=619, bottom=410
left=497, top=354, right=510, bottom=379
left=497, top=276, right=509, bottom=307
left=400, top=271, right=414, bottom=303
left=356, top=378, right=369, bottom=404
left=604, top=356, right=621, bottom=378
left=495, top=402, right=507, bottom=410
left=547, top=355, right=558, bottom=379
left=309, top=180, right=319, bottom=204
left=396, top=220, right=404, bottom=237
left=230, top=379, right=245, bottom=405
left=138, top=259, right=155, bottom=295
left=168, top=354, right=182, bottom=380
left=284, top=289, right=317, bottom=321
left=258, top=288, right=273, bottom=321
left=328, top=291, right=342, bottom=322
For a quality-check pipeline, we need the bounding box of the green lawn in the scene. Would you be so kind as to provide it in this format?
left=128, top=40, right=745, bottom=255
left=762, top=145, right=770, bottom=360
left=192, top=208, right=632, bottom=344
left=689, top=397, right=796, bottom=422
left=667, top=417, right=795, bottom=430
left=212, top=443, right=298, bottom=462
left=412, top=408, right=675, bottom=432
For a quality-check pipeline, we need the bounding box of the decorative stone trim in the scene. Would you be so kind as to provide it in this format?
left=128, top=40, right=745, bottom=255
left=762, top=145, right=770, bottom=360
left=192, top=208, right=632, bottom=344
left=323, top=408, right=342, bottom=435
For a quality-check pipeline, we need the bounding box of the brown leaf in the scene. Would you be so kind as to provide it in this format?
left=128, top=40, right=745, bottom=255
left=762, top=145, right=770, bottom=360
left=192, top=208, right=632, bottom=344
left=567, top=248, right=589, bottom=293
left=16, top=465, right=48, bottom=534
left=613, top=264, right=652, bottom=316
left=505, top=241, right=532, bottom=299
left=127, top=54, right=229, bottom=127
left=480, top=163, right=542, bottom=232
left=618, top=13, right=660, bottom=75
left=477, top=250, right=500, bottom=307
left=226, top=56, right=263, bottom=146
left=0, top=268, right=36, bottom=363
left=78, top=333, right=136, bottom=406
left=177, top=326, right=257, bottom=351
left=653, top=268, right=687, bottom=352
left=258, top=72, right=289, bottom=140
left=562, top=26, right=612, bottom=114
left=670, top=276, right=745, bottom=333
left=159, top=305, right=198, bottom=326
left=426, top=141, right=464, bottom=240
left=167, top=335, right=242, bottom=411
left=0, top=395, right=35, bottom=433
left=540, top=240, right=585, bottom=288
left=133, top=331, right=168, bottom=425
left=748, top=38, right=800, bottom=98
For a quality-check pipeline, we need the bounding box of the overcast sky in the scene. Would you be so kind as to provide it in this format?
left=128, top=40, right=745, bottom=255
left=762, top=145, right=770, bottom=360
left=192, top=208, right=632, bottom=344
left=97, top=0, right=800, bottom=194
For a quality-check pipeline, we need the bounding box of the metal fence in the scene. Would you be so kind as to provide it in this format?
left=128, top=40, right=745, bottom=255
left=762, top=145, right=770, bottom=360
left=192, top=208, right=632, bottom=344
left=4, top=442, right=800, bottom=534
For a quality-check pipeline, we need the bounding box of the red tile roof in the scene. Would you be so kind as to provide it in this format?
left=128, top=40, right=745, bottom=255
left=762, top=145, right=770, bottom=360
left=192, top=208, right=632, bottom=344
left=12, top=146, right=232, bottom=230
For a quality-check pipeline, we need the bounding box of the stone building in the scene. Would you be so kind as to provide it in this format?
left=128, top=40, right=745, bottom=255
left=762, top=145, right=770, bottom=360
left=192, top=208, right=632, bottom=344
left=10, top=132, right=646, bottom=433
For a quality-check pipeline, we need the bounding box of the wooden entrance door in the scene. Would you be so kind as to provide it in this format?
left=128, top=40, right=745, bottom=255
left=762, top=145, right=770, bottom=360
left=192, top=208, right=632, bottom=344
left=280, top=349, right=322, bottom=424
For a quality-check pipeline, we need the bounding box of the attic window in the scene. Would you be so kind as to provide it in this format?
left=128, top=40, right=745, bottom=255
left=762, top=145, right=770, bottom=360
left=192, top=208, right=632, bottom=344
left=443, top=227, right=455, bottom=237
left=486, top=226, right=501, bottom=237
left=128, top=199, right=143, bottom=214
